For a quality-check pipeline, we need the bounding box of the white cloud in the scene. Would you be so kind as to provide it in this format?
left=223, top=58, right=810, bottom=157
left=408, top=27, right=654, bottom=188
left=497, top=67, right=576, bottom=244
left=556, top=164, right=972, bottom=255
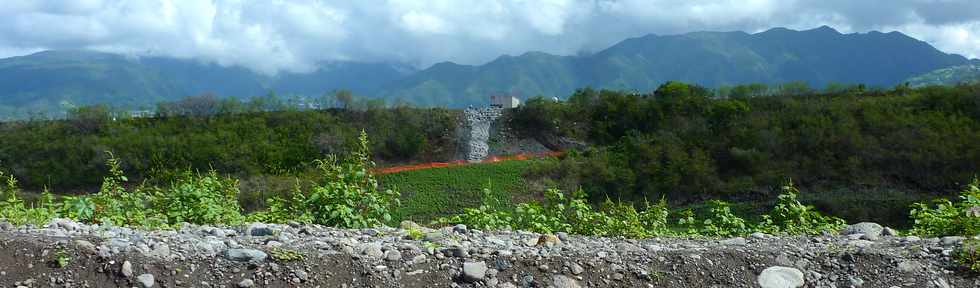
left=0, top=0, right=977, bottom=75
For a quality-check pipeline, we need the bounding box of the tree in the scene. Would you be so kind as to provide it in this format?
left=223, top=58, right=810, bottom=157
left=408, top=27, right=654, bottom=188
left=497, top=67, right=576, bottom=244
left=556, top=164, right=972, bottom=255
left=335, top=90, right=353, bottom=110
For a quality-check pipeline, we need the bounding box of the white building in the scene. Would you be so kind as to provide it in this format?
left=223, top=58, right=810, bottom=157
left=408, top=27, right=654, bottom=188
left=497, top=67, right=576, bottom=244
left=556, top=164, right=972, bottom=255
left=490, top=95, right=521, bottom=108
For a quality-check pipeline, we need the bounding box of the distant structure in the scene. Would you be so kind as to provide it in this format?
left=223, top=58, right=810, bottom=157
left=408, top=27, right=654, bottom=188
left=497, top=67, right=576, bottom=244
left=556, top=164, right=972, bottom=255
left=490, top=95, right=520, bottom=109
left=129, top=110, right=153, bottom=118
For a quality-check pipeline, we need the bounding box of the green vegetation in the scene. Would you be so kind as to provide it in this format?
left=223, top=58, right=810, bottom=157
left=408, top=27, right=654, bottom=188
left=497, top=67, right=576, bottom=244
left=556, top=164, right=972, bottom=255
left=1, top=77, right=979, bottom=243
left=757, top=181, right=847, bottom=235
left=0, top=133, right=397, bottom=229
left=53, top=249, right=71, bottom=268
left=909, top=179, right=980, bottom=236
left=0, top=102, right=457, bottom=190
left=511, top=81, right=980, bottom=226
left=381, top=160, right=532, bottom=223
left=956, top=239, right=980, bottom=273
left=269, top=248, right=306, bottom=262
left=0, top=126, right=976, bottom=242
left=432, top=179, right=843, bottom=238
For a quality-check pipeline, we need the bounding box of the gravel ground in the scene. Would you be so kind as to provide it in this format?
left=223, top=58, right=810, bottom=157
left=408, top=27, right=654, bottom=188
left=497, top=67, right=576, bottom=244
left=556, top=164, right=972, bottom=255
left=0, top=219, right=976, bottom=288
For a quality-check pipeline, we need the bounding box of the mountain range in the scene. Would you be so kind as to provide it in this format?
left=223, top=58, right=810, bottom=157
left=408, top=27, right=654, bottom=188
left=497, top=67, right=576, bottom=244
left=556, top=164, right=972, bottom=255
left=1, top=26, right=977, bottom=117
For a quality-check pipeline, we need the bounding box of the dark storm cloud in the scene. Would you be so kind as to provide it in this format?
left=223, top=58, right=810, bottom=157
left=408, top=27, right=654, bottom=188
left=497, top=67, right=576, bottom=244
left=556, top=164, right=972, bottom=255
left=0, top=0, right=976, bottom=74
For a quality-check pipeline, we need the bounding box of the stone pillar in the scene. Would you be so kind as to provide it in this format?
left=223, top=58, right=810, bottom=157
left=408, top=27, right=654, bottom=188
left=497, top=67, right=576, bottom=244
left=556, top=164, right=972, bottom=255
left=459, top=107, right=502, bottom=162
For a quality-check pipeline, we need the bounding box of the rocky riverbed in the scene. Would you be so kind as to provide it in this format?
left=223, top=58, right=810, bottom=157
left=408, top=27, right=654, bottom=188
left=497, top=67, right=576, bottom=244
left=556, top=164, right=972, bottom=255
left=0, top=219, right=976, bottom=288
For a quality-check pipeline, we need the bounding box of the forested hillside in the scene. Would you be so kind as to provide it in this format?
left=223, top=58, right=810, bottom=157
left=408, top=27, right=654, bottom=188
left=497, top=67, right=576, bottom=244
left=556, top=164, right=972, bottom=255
left=1, top=27, right=975, bottom=117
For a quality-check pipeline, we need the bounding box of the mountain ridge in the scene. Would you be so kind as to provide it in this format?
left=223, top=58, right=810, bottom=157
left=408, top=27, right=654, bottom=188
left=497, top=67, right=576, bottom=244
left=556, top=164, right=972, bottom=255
left=0, top=26, right=977, bottom=116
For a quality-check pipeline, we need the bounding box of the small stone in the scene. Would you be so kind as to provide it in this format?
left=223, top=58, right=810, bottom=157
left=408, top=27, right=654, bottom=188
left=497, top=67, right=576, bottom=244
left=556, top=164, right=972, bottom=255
left=361, top=243, right=384, bottom=259
left=224, top=249, right=268, bottom=262
left=121, top=261, right=133, bottom=278
left=74, top=240, right=97, bottom=254
left=612, top=273, right=625, bottom=281
left=860, top=233, right=879, bottom=241
left=569, top=263, right=584, bottom=275
left=453, top=224, right=468, bottom=234
left=237, top=279, right=255, bottom=288
left=750, top=232, right=769, bottom=239
left=882, top=227, right=898, bottom=236
left=556, top=232, right=569, bottom=242
left=849, top=276, right=864, bottom=287
left=448, top=246, right=469, bottom=258
left=136, top=274, right=155, bottom=288
left=462, top=261, right=488, bottom=283
left=941, top=236, right=966, bottom=246
left=247, top=223, right=274, bottom=237
left=537, top=234, right=561, bottom=247
left=294, top=270, right=309, bottom=281
left=553, top=275, right=582, bottom=288
left=49, top=218, right=81, bottom=231
left=424, top=231, right=447, bottom=242
left=385, top=250, right=402, bottom=261
left=897, top=261, right=920, bottom=273
left=757, top=266, right=804, bottom=288
left=286, top=221, right=301, bottom=228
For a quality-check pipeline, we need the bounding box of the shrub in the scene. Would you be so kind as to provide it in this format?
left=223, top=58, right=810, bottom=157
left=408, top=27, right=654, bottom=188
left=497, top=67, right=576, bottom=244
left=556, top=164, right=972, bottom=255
left=909, top=179, right=980, bottom=236
left=246, top=180, right=311, bottom=224
left=759, top=180, right=846, bottom=235
left=956, top=239, right=980, bottom=273
left=304, top=131, right=400, bottom=228
left=148, top=170, right=244, bottom=225
left=598, top=200, right=648, bottom=238
left=89, top=151, right=154, bottom=226
left=0, top=172, right=59, bottom=225
left=639, top=197, right=671, bottom=235
left=700, top=200, right=751, bottom=237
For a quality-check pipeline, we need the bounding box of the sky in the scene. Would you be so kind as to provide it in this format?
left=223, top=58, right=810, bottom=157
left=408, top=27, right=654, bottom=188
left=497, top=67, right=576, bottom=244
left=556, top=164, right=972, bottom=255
left=1, top=0, right=979, bottom=75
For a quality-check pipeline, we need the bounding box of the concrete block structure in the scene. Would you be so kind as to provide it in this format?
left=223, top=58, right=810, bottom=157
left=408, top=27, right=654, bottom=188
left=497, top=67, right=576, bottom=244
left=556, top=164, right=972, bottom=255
left=490, top=95, right=520, bottom=109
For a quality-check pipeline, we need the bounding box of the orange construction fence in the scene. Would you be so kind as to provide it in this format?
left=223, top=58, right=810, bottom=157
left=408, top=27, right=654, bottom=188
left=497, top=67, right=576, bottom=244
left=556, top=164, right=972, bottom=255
left=374, top=151, right=563, bottom=174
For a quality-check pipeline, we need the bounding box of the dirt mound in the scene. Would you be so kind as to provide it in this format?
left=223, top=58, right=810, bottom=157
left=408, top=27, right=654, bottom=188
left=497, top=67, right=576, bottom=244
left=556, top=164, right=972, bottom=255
left=0, top=220, right=976, bottom=287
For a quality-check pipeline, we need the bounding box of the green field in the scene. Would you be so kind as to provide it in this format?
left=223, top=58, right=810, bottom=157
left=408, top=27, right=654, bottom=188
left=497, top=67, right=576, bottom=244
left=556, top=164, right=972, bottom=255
left=381, top=160, right=538, bottom=223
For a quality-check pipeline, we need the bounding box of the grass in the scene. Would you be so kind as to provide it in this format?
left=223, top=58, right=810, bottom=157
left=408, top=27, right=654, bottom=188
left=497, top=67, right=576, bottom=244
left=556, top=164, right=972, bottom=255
left=380, top=159, right=535, bottom=223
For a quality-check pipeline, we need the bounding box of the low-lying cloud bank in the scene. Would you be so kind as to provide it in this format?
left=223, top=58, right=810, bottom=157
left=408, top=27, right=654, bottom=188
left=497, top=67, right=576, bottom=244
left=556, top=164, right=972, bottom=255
left=1, top=0, right=978, bottom=74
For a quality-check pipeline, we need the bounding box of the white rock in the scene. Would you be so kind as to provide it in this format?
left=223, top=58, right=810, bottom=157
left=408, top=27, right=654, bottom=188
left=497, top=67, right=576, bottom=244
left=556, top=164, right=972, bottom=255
left=136, top=274, right=155, bottom=288
left=462, top=261, right=488, bottom=283
left=121, top=261, right=133, bottom=278
left=757, top=266, right=804, bottom=288
left=552, top=275, right=582, bottom=288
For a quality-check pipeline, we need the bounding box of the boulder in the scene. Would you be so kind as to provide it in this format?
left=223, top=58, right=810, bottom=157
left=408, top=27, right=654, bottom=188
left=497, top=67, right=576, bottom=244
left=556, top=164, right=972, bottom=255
left=757, top=266, right=804, bottom=288
left=841, top=222, right=883, bottom=238
left=462, top=261, right=488, bottom=283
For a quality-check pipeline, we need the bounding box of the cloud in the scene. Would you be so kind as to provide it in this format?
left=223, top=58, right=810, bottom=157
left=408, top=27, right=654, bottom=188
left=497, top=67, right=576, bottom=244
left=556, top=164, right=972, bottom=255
left=0, top=0, right=977, bottom=74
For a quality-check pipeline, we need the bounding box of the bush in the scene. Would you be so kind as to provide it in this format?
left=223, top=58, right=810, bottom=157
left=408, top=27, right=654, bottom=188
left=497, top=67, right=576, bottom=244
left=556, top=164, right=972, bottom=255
left=759, top=180, right=846, bottom=235
left=304, top=131, right=400, bottom=228
left=956, top=239, right=980, bottom=273
left=148, top=170, right=244, bottom=225
left=89, top=152, right=156, bottom=226
left=699, top=200, right=751, bottom=237
left=0, top=172, right=58, bottom=225
left=246, top=180, right=311, bottom=224
left=909, top=179, right=980, bottom=236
